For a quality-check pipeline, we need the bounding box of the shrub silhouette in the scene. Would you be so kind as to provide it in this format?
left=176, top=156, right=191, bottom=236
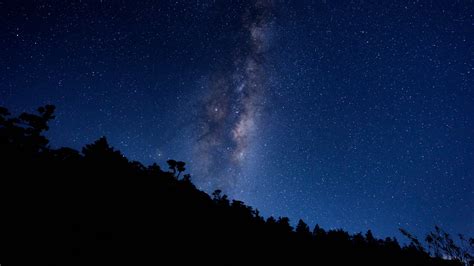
left=402, top=226, right=474, bottom=265
left=0, top=105, right=470, bottom=266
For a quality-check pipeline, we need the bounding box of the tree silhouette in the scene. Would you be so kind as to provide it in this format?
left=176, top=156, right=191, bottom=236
left=167, top=159, right=177, bottom=174
left=400, top=228, right=426, bottom=253
left=296, top=219, right=310, bottom=236
left=166, top=159, right=186, bottom=178
left=176, top=161, right=186, bottom=178
left=424, top=226, right=473, bottom=264
left=0, top=104, right=469, bottom=266
left=313, top=224, right=326, bottom=239
left=366, top=230, right=376, bottom=246
left=0, top=105, right=56, bottom=157
left=83, top=137, right=118, bottom=158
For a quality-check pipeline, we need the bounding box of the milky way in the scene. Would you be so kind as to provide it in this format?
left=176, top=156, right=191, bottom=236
left=194, top=0, right=274, bottom=194
left=2, top=0, right=471, bottom=242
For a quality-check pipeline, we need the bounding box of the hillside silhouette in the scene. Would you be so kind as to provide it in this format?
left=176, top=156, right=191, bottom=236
left=0, top=105, right=471, bottom=265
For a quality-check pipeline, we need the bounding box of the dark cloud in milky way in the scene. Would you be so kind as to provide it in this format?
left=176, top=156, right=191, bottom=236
left=194, top=0, right=274, bottom=194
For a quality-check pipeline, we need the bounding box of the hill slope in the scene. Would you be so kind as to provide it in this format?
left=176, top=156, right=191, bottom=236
left=0, top=105, right=464, bottom=265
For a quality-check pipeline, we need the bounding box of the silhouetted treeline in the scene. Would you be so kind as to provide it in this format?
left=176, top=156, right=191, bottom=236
left=0, top=105, right=470, bottom=265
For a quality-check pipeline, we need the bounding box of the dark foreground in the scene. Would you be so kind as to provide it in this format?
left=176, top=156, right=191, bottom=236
left=0, top=105, right=465, bottom=265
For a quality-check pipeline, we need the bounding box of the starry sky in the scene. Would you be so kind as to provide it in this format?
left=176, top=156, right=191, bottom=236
left=1, top=0, right=473, bottom=241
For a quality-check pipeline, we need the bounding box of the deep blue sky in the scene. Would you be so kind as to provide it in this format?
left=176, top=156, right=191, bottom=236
left=1, top=0, right=472, bottom=241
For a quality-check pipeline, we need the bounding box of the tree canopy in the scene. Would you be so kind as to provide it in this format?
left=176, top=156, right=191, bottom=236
left=0, top=105, right=471, bottom=266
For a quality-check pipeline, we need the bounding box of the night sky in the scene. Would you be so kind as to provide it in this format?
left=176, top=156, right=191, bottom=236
left=1, top=0, right=473, bottom=240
